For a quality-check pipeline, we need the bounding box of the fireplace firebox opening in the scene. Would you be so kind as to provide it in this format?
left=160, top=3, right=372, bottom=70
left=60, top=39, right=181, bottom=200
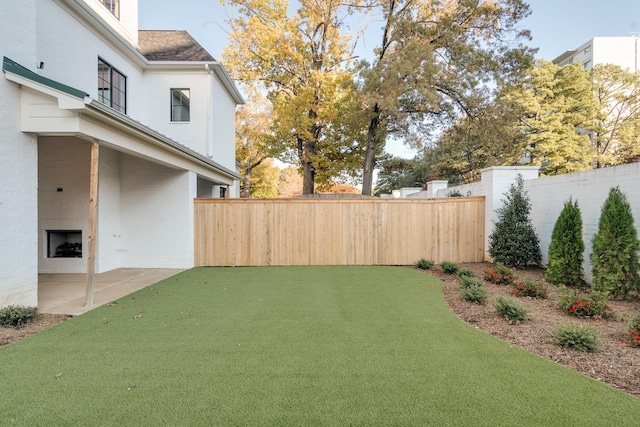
left=47, top=230, right=82, bottom=258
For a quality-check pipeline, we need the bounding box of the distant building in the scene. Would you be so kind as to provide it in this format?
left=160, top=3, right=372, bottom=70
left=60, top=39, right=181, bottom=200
left=552, top=36, right=639, bottom=71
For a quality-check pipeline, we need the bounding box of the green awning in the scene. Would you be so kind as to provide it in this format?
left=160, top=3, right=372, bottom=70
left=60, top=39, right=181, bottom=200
left=2, top=56, right=88, bottom=99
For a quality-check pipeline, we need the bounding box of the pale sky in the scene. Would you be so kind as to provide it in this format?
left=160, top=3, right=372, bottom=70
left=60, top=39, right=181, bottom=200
left=138, top=0, right=640, bottom=159
left=139, top=0, right=640, bottom=62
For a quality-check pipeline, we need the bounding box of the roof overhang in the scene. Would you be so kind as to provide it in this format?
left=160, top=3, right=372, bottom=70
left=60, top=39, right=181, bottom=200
left=3, top=57, right=241, bottom=182
left=551, top=49, right=577, bottom=65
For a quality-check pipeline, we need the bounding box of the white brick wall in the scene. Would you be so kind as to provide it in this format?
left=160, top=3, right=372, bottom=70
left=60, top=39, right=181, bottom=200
left=38, top=138, right=91, bottom=274
left=441, top=164, right=640, bottom=283
left=0, top=0, right=39, bottom=307
left=119, top=156, right=195, bottom=268
left=526, top=163, right=640, bottom=282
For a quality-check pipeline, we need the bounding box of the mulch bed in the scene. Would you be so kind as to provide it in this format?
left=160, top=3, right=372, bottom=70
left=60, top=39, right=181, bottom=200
left=428, top=262, right=640, bottom=398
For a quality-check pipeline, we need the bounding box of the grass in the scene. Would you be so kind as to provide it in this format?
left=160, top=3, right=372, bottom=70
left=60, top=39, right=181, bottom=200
left=1, top=266, right=639, bottom=426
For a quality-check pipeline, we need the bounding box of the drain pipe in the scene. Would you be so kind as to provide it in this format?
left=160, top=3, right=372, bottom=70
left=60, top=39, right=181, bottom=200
left=205, top=64, right=215, bottom=158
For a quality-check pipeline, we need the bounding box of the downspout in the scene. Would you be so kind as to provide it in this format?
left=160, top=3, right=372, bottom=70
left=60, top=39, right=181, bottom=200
left=205, top=64, right=215, bottom=158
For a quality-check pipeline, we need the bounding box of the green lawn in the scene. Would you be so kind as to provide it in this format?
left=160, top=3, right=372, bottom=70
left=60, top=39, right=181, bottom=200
left=1, top=266, right=639, bottom=426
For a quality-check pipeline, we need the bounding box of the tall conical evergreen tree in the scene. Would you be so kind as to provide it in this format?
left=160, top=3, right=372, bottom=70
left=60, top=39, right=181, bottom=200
left=546, top=199, right=585, bottom=286
left=591, top=187, right=640, bottom=300
left=488, top=175, right=541, bottom=267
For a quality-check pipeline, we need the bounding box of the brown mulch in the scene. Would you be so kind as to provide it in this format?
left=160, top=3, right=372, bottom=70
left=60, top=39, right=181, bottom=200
left=429, top=262, right=640, bottom=398
left=2, top=263, right=639, bottom=399
left=0, top=313, right=71, bottom=347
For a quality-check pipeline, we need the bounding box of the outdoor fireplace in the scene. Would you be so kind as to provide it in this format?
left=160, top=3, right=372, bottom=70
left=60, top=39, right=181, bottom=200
left=47, top=230, right=82, bottom=258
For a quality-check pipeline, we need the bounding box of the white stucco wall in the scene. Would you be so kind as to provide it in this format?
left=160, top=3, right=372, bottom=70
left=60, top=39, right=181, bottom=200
left=0, top=0, right=39, bottom=307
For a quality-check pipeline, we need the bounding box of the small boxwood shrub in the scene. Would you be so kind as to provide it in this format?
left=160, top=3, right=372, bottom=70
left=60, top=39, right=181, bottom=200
left=441, top=261, right=459, bottom=274
left=494, top=296, right=529, bottom=324
left=0, top=305, right=38, bottom=327
left=460, top=284, right=487, bottom=304
left=628, top=311, right=640, bottom=348
left=553, top=323, right=599, bottom=353
left=511, top=278, right=549, bottom=299
left=415, top=258, right=435, bottom=270
left=484, top=263, right=517, bottom=286
left=456, top=268, right=476, bottom=278
left=458, top=275, right=484, bottom=289
left=556, top=287, right=611, bottom=318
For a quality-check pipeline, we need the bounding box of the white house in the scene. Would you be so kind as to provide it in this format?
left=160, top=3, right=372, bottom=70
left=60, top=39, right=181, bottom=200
left=0, top=0, right=244, bottom=307
left=552, top=36, right=639, bottom=71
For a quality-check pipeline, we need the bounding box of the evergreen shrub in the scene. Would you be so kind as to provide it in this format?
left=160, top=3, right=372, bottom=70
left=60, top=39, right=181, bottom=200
left=591, top=187, right=640, bottom=300
left=441, top=261, right=459, bottom=274
left=545, top=199, right=585, bottom=286
left=494, top=296, right=529, bottom=324
left=460, top=284, right=487, bottom=304
left=553, top=323, right=599, bottom=353
left=415, top=258, right=435, bottom=270
left=488, top=175, right=541, bottom=267
left=0, top=305, right=38, bottom=327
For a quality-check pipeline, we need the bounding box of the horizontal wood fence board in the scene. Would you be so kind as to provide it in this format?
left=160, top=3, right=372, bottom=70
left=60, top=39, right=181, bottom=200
left=194, top=198, right=484, bottom=267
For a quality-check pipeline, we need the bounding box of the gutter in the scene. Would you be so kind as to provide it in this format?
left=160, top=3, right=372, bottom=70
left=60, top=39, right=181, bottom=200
left=87, top=100, right=242, bottom=180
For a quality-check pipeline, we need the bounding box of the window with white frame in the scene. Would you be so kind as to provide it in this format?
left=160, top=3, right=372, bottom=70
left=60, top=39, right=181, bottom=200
left=171, top=89, right=191, bottom=122
left=98, top=58, right=126, bottom=114
left=99, top=0, right=120, bottom=19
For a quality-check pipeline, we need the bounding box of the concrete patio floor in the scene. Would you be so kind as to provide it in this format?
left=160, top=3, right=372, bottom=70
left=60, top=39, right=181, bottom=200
left=38, top=268, right=183, bottom=316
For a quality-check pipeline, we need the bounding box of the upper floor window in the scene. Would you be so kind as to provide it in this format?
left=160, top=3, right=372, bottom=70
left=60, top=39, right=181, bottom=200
left=98, top=58, right=126, bottom=114
left=99, top=0, right=120, bottom=19
left=171, top=89, right=190, bottom=122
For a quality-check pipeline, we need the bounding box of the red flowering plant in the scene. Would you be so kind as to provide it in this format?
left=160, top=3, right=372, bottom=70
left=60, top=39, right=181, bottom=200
left=483, top=263, right=517, bottom=286
left=628, top=312, right=640, bottom=348
left=556, top=287, right=612, bottom=318
left=511, top=278, right=549, bottom=299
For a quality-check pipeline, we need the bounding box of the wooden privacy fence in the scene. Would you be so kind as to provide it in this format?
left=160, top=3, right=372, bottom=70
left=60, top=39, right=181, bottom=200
left=194, top=197, right=485, bottom=267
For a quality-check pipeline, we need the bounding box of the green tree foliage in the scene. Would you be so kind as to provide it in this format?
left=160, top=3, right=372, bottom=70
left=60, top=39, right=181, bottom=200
left=545, top=199, right=585, bottom=286
left=246, top=159, right=281, bottom=198
left=488, top=175, right=541, bottom=267
left=235, top=89, right=277, bottom=198
left=429, top=98, right=527, bottom=184
left=590, top=64, right=640, bottom=168
left=373, top=154, right=432, bottom=196
left=591, top=187, right=640, bottom=300
left=223, top=0, right=365, bottom=194
left=505, top=60, right=595, bottom=175
left=358, top=0, right=536, bottom=195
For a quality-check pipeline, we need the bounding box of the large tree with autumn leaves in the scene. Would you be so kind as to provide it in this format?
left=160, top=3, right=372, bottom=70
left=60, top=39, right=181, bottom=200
left=222, top=0, right=366, bottom=194
left=357, top=0, right=536, bottom=195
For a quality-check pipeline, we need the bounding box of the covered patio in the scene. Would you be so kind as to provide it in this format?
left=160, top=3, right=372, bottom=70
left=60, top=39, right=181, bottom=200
left=38, top=268, right=182, bottom=316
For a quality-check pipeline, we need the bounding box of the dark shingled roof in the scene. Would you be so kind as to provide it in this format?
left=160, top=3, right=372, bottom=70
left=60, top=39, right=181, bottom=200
left=138, top=30, right=215, bottom=62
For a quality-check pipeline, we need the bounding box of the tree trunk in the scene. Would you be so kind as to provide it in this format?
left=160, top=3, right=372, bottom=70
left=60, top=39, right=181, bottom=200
left=242, top=169, right=252, bottom=198
left=302, top=161, right=315, bottom=194
left=362, top=104, right=381, bottom=196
